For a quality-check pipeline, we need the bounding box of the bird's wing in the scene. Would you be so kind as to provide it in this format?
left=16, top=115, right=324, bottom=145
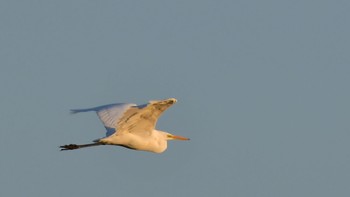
left=115, top=98, right=177, bottom=136
left=94, top=103, right=137, bottom=136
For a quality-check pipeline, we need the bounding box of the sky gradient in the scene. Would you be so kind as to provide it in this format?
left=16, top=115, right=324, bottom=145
left=1, top=1, right=349, bottom=196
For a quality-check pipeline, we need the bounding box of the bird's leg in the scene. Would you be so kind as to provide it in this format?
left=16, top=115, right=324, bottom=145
left=60, top=142, right=104, bottom=151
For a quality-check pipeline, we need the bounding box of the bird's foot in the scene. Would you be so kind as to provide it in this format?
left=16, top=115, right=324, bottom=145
left=60, top=144, right=79, bottom=151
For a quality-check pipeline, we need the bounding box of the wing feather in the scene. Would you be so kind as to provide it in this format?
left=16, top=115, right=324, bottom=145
left=70, top=98, right=177, bottom=137
left=116, top=98, right=177, bottom=136
left=71, top=103, right=136, bottom=136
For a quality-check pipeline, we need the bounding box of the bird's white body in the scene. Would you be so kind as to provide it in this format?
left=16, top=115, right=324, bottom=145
left=100, top=130, right=168, bottom=153
left=61, top=98, right=189, bottom=153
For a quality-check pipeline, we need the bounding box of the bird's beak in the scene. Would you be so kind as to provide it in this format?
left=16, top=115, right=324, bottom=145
left=171, top=135, right=190, bottom=141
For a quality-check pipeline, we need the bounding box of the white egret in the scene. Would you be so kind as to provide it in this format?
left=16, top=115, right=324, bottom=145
left=60, top=98, right=189, bottom=153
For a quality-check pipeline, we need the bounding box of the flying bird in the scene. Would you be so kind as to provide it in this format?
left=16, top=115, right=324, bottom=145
left=60, top=98, right=189, bottom=153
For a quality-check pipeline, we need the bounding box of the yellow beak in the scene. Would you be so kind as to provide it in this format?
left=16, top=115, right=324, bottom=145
left=171, top=135, right=190, bottom=141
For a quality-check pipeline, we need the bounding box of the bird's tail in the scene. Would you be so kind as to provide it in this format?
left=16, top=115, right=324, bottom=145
left=60, top=142, right=104, bottom=151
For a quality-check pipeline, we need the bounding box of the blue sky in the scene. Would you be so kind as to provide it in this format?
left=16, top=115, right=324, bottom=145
left=1, top=1, right=349, bottom=196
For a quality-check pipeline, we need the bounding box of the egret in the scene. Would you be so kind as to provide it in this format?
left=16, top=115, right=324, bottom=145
left=60, top=98, right=189, bottom=153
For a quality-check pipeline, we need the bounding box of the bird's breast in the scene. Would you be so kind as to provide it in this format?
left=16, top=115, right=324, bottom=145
left=102, top=133, right=167, bottom=153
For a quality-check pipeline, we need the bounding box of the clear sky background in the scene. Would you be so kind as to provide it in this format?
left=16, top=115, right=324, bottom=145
left=1, top=1, right=349, bottom=196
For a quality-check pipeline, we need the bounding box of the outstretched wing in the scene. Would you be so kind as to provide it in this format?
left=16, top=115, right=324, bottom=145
left=71, top=103, right=136, bottom=136
left=115, top=98, right=177, bottom=136
left=70, top=98, right=177, bottom=137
